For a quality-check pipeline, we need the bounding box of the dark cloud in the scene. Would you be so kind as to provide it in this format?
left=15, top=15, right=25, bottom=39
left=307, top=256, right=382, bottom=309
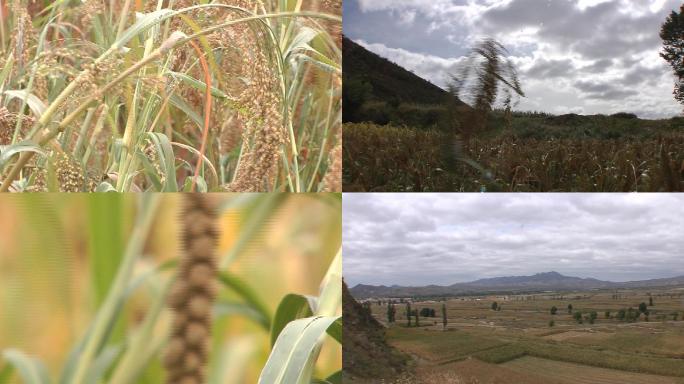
left=621, top=64, right=667, bottom=86
left=525, top=58, right=576, bottom=78
left=574, top=80, right=639, bottom=99
left=580, top=59, right=614, bottom=73
left=345, top=0, right=683, bottom=118
left=343, top=194, right=684, bottom=287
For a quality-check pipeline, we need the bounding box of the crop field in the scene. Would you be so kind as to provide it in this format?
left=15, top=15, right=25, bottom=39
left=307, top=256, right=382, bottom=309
left=343, top=122, right=684, bottom=192
left=0, top=0, right=341, bottom=192
left=503, top=356, right=682, bottom=384
left=367, top=287, right=684, bottom=383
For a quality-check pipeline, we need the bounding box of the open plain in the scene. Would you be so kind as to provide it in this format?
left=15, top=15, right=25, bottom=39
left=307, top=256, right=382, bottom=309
left=365, top=287, right=684, bottom=383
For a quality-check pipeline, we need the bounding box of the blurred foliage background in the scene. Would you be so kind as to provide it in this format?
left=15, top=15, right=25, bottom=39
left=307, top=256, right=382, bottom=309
left=0, top=193, right=341, bottom=383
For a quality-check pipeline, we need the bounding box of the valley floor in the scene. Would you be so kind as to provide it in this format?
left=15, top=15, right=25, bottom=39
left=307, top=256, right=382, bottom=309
left=365, top=289, right=684, bottom=383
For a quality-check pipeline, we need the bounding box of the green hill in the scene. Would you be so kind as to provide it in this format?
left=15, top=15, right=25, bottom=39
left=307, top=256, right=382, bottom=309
left=343, top=36, right=465, bottom=126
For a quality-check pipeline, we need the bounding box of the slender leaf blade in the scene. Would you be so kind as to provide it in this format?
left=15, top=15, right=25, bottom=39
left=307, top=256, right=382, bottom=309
left=258, top=316, right=340, bottom=384
left=270, top=293, right=316, bottom=347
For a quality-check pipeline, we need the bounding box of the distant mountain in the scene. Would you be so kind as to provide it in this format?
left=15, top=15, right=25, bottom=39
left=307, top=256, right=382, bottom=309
left=462, top=271, right=612, bottom=290
left=349, top=272, right=684, bottom=299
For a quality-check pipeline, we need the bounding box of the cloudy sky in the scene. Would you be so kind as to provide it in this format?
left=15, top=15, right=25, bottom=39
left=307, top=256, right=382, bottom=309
left=343, top=194, right=684, bottom=287
left=343, top=0, right=682, bottom=118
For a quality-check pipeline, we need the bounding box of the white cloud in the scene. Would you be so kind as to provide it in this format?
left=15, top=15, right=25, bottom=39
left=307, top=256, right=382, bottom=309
left=356, top=40, right=466, bottom=87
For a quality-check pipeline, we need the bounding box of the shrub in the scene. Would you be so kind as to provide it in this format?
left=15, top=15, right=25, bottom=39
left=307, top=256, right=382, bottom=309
left=610, top=112, right=638, bottom=119
left=573, top=311, right=583, bottom=324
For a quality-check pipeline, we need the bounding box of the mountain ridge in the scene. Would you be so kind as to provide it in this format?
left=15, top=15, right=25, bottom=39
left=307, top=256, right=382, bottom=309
left=349, top=271, right=684, bottom=298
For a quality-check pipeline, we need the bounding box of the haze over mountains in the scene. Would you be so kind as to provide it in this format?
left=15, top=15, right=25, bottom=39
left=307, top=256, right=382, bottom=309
left=350, top=272, right=684, bottom=299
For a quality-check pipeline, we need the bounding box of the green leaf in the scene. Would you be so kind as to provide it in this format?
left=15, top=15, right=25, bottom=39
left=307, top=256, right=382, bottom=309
left=214, top=301, right=270, bottom=330
left=94, top=182, right=117, bottom=192
left=315, top=248, right=341, bottom=317
left=182, top=175, right=208, bottom=192
left=311, top=370, right=341, bottom=384
left=87, top=195, right=127, bottom=352
left=325, top=371, right=342, bottom=384
left=112, top=9, right=175, bottom=51
left=0, top=142, right=46, bottom=169
left=325, top=318, right=341, bottom=344
left=2, top=90, right=47, bottom=118
left=1, top=349, right=50, bottom=384
left=67, top=196, right=161, bottom=384
left=270, top=293, right=316, bottom=347
left=166, top=71, right=228, bottom=98
left=171, top=142, right=218, bottom=188
left=84, top=345, right=123, bottom=384
left=0, top=54, right=15, bottom=90
left=218, top=272, right=272, bottom=330
left=146, top=132, right=178, bottom=192
left=168, top=94, right=204, bottom=130
left=0, top=363, right=15, bottom=384
left=88, top=195, right=125, bottom=307
left=284, top=27, right=320, bottom=60
left=219, top=194, right=288, bottom=269
left=258, top=316, right=341, bottom=384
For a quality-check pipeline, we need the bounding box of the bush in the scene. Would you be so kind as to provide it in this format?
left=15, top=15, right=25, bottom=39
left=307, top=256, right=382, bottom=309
left=573, top=311, right=583, bottom=324
left=610, top=112, right=638, bottom=119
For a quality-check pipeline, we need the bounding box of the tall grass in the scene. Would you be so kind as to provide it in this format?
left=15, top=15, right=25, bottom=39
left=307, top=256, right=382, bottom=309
left=0, top=193, right=342, bottom=383
left=0, top=0, right=341, bottom=192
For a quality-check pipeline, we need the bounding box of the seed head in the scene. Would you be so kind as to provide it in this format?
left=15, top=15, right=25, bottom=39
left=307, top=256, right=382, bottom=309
left=164, top=195, right=218, bottom=383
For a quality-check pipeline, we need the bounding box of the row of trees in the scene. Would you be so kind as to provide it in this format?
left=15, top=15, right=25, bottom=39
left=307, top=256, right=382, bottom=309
left=548, top=299, right=679, bottom=325
left=384, top=302, right=449, bottom=330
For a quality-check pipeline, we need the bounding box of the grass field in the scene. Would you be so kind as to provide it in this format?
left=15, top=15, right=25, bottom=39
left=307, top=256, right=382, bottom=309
left=503, top=356, right=683, bottom=384
left=366, top=287, right=684, bottom=383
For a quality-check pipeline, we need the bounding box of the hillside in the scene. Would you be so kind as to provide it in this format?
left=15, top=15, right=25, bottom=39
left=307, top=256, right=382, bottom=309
left=349, top=272, right=684, bottom=298
left=342, top=36, right=465, bottom=126
left=342, top=280, right=409, bottom=381
left=342, top=36, right=450, bottom=106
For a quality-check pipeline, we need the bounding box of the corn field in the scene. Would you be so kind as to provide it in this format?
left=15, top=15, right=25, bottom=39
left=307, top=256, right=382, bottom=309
left=0, top=0, right=341, bottom=192
left=0, top=193, right=342, bottom=383
left=343, top=123, right=684, bottom=192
